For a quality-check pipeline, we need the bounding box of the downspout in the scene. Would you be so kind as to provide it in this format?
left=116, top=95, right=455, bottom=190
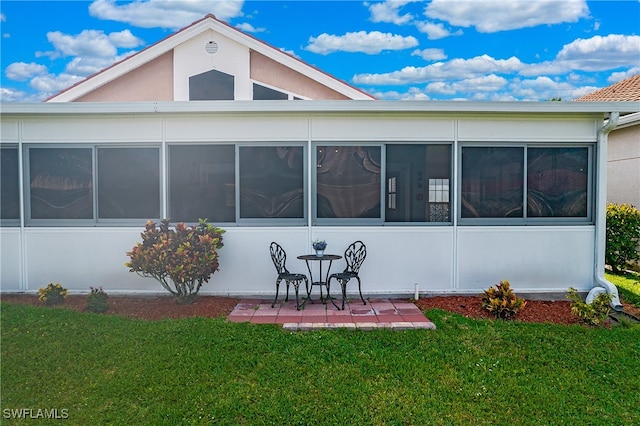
left=593, top=111, right=623, bottom=311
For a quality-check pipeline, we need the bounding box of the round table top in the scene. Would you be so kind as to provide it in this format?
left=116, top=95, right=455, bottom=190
left=297, top=254, right=342, bottom=261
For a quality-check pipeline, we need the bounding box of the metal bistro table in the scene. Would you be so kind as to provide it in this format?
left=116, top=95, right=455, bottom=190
left=297, top=254, right=342, bottom=308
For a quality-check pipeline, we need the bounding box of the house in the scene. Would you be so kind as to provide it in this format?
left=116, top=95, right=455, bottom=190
left=576, top=74, right=640, bottom=208
left=2, top=16, right=638, bottom=307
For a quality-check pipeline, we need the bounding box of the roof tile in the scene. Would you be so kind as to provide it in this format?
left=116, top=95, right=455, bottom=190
left=575, top=74, right=640, bottom=102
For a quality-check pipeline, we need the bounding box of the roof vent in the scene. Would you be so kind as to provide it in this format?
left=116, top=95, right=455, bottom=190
left=205, top=40, right=219, bottom=54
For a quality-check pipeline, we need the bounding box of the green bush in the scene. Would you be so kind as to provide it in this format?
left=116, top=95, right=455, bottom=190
left=86, top=286, right=109, bottom=313
left=125, top=219, right=225, bottom=304
left=38, top=283, right=68, bottom=306
left=566, top=287, right=612, bottom=326
left=481, top=280, right=526, bottom=319
left=606, top=203, right=640, bottom=272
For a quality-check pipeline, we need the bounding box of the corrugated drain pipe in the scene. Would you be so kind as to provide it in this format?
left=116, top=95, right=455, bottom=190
left=593, top=111, right=623, bottom=311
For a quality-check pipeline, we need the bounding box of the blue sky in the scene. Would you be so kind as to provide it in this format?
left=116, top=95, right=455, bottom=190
left=1, top=0, right=639, bottom=102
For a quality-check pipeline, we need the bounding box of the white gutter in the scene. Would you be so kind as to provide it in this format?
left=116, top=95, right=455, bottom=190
left=593, top=111, right=623, bottom=311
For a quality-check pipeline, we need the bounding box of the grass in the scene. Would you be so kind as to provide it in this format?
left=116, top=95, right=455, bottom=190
left=606, top=271, right=640, bottom=307
left=2, top=296, right=640, bottom=426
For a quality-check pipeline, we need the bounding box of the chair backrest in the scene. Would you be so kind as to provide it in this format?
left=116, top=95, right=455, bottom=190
left=270, top=242, right=289, bottom=274
left=343, top=240, right=366, bottom=274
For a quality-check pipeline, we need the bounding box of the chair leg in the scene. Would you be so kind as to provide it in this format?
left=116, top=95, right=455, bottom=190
left=271, top=278, right=281, bottom=308
left=327, top=276, right=341, bottom=310
left=340, top=279, right=348, bottom=311
left=285, top=282, right=290, bottom=302
left=293, top=280, right=301, bottom=311
left=357, top=277, right=366, bottom=305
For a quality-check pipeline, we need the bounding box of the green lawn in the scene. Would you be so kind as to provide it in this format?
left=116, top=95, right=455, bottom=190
left=606, top=271, right=640, bottom=307
left=2, top=291, right=639, bottom=426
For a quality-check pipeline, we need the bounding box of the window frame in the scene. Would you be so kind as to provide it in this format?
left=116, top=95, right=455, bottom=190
left=458, top=142, right=595, bottom=226
left=24, top=144, right=162, bottom=227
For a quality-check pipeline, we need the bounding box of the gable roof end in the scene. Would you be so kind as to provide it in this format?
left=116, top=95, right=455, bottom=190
left=47, top=14, right=374, bottom=102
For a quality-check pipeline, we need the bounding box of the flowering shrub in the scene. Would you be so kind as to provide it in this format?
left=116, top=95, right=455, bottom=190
left=481, top=280, right=526, bottom=319
left=86, top=286, right=109, bottom=313
left=125, top=219, right=225, bottom=304
left=38, top=283, right=68, bottom=306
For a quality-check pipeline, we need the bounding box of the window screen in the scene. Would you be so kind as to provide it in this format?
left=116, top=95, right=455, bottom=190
left=169, top=145, right=235, bottom=223
left=1, top=147, right=20, bottom=221
left=316, top=146, right=381, bottom=219
left=386, top=144, right=451, bottom=222
left=461, top=147, right=524, bottom=218
left=29, top=147, right=93, bottom=220
left=527, top=147, right=589, bottom=218
left=239, top=146, right=304, bottom=219
left=97, top=147, right=160, bottom=219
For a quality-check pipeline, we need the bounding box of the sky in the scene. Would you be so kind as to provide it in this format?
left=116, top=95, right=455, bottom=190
left=1, top=0, right=639, bottom=102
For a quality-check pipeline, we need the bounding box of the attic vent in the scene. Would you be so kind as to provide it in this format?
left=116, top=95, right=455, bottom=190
left=205, top=41, right=219, bottom=54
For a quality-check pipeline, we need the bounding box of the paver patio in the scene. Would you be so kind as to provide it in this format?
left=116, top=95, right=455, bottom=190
left=227, top=298, right=436, bottom=331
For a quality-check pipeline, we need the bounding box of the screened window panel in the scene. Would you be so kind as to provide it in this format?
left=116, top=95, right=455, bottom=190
left=527, top=147, right=589, bottom=218
left=189, top=69, right=234, bottom=100
left=1, top=147, right=20, bottom=220
left=169, top=145, right=235, bottom=223
left=253, top=83, right=288, bottom=100
left=97, top=148, right=160, bottom=219
left=29, top=147, right=93, bottom=219
left=239, top=146, right=304, bottom=219
left=316, top=146, right=381, bottom=219
left=461, top=147, right=524, bottom=218
left=386, top=144, right=451, bottom=222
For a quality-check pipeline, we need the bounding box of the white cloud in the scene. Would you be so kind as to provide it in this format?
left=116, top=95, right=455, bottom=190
left=0, top=12, right=5, bottom=22
left=43, top=29, right=144, bottom=59
left=411, top=48, right=447, bottom=61
left=508, top=76, right=587, bottom=100
left=521, top=34, right=640, bottom=76
left=0, top=87, right=28, bottom=102
left=424, top=0, right=589, bottom=33
left=235, top=22, right=265, bottom=33
left=29, top=73, right=85, bottom=94
left=108, top=29, right=144, bottom=48
left=556, top=34, right=640, bottom=71
left=88, top=0, right=244, bottom=30
left=5, top=62, right=48, bottom=81
left=353, top=54, right=523, bottom=85
left=607, top=67, right=640, bottom=83
left=368, top=0, right=417, bottom=25
left=306, top=31, right=418, bottom=55
left=415, top=21, right=462, bottom=40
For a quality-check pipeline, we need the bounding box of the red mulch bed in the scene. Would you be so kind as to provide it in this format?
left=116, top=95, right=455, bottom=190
left=414, top=296, right=577, bottom=325
left=3, top=293, right=637, bottom=325
left=0, top=294, right=240, bottom=321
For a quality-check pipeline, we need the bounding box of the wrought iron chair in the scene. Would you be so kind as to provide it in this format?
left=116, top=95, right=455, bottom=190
left=269, top=242, right=309, bottom=311
left=328, top=240, right=367, bottom=310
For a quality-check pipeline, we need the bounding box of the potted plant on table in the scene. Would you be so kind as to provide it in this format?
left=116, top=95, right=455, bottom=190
left=312, top=240, right=327, bottom=257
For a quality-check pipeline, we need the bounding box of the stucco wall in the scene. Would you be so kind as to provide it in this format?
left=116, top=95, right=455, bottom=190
left=250, top=51, right=349, bottom=100
left=76, top=51, right=174, bottom=102
left=608, top=124, right=640, bottom=207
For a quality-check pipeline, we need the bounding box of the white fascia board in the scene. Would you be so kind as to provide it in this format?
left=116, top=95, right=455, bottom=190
left=614, top=111, right=640, bottom=130
left=3, top=100, right=639, bottom=116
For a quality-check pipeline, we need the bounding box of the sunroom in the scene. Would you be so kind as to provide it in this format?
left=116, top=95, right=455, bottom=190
left=1, top=100, right=637, bottom=303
